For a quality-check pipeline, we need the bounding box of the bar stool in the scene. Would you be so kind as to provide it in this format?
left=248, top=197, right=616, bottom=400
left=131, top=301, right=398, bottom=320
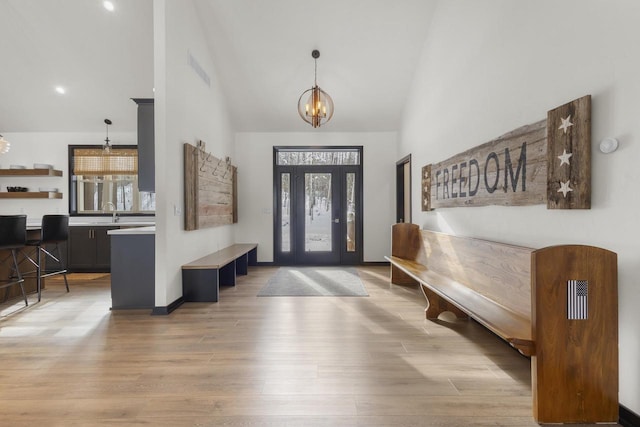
left=0, top=215, right=28, bottom=306
left=25, top=215, right=70, bottom=302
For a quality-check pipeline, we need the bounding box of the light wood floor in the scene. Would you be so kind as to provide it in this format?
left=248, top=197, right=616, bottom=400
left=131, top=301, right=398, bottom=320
left=0, top=266, right=621, bottom=426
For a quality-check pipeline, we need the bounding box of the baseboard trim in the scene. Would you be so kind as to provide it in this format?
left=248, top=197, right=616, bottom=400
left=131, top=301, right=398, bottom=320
left=255, top=261, right=275, bottom=267
left=151, top=297, right=184, bottom=315
left=620, top=404, right=640, bottom=427
left=257, top=262, right=390, bottom=267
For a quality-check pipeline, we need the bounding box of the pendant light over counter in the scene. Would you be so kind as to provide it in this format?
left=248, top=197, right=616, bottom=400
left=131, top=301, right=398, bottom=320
left=298, top=50, right=334, bottom=128
left=103, top=119, right=112, bottom=154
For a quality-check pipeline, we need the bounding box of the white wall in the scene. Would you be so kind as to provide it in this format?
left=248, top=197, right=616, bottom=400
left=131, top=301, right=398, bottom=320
left=153, top=0, right=234, bottom=307
left=0, top=131, right=135, bottom=219
left=400, top=0, right=640, bottom=414
left=234, top=132, right=397, bottom=262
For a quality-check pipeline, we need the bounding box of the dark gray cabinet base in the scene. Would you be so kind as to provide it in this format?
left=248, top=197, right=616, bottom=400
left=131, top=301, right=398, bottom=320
left=68, top=226, right=117, bottom=272
left=110, top=234, right=155, bottom=309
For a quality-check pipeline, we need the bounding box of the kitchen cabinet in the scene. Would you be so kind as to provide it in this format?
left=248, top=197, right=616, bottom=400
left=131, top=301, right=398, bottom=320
left=67, top=226, right=118, bottom=272
left=132, top=98, right=154, bottom=192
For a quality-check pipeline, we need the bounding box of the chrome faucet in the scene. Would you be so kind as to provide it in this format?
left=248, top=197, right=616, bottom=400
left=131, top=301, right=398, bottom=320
left=102, top=201, right=119, bottom=223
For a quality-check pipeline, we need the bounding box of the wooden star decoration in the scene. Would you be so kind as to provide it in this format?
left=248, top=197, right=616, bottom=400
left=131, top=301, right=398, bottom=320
left=558, top=149, right=573, bottom=166
left=557, top=180, right=573, bottom=198
left=559, top=115, right=574, bottom=134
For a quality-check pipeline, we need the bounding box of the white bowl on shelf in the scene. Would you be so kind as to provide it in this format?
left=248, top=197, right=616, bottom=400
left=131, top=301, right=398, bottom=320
left=38, top=187, right=59, bottom=192
left=34, top=163, right=54, bottom=169
left=10, top=165, right=26, bottom=169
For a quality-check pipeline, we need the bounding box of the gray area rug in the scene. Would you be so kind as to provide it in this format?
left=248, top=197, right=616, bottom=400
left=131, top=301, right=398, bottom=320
left=257, top=267, right=369, bottom=297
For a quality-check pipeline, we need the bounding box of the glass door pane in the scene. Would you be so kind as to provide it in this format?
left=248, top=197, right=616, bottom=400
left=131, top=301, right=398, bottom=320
left=304, top=173, right=332, bottom=252
left=281, top=173, right=291, bottom=252
left=346, top=172, right=356, bottom=253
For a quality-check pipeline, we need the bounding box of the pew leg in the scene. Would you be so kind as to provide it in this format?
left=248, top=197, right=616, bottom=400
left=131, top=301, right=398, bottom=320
left=420, top=284, right=468, bottom=320
left=390, top=265, right=419, bottom=285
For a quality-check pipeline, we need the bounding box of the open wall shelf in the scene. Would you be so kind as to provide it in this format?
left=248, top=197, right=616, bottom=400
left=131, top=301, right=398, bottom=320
left=0, top=192, right=63, bottom=199
left=0, top=168, right=63, bottom=176
left=0, top=168, right=64, bottom=198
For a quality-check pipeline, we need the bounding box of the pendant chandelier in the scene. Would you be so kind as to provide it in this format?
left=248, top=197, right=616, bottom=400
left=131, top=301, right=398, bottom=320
left=298, top=50, right=334, bottom=128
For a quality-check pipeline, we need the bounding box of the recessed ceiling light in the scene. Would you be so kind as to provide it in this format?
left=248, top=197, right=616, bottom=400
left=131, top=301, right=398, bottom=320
left=103, top=1, right=115, bottom=12
left=55, top=86, right=66, bottom=95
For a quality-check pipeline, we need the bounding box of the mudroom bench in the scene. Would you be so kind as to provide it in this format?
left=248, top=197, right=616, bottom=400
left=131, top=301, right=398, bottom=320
left=385, top=223, right=618, bottom=424
left=182, top=243, right=257, bottom=303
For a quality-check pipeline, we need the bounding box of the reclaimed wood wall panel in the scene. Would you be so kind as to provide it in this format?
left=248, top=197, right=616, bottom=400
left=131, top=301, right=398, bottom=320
left=183, top=142, right=236, bottom=231
left=547, top=95, right=591, bottom=209
left=232, top=166, right=238, bottom=224
left=429, top=120, right=547, bottom=208
left=422, top=95, right=592, bottom=210
left=421, top=164, right=431, bottom=211
left=184, top=143, right=198, bottom=231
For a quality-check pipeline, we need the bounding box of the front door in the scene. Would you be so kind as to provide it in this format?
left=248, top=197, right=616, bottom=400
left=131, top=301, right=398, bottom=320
left=294, top=167, right=340, bottom=264
left=274, top=147, right=362, bottom=265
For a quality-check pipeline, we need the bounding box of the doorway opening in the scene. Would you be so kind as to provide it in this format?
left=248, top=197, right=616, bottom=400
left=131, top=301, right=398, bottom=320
left=396, top=154, right=411, bottom=223
left=273, top=147, right=363, bottom=265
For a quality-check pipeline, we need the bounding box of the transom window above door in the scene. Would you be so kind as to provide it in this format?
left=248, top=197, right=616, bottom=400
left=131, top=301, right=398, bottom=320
left=276, top=148, right=360, bottom=166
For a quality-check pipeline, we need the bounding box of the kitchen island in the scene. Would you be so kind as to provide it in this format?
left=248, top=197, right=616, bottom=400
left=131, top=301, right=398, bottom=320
left=0, top=244, right=39, bottom=304
left=108, top=226, right=155, bottom=310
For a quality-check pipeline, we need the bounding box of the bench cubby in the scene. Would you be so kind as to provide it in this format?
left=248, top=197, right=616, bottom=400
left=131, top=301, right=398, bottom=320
left=182, top=243, right=257, bottom=302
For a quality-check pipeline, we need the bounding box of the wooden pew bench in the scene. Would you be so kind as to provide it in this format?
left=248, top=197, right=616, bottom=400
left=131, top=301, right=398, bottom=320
left=182, top=243, right=257, bottom=302
left=387, top=255, right=535, bottom=354
left=385, top=223, right=618, bottom=424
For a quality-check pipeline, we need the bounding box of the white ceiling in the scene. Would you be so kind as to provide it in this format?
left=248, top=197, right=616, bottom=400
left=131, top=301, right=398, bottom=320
left=0, top=0, right=154, bottom=133
left=0, top=0, right=435, bottom=134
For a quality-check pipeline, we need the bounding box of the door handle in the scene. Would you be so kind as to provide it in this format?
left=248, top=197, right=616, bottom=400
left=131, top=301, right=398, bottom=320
left=334, top=218, right=340, bottom=223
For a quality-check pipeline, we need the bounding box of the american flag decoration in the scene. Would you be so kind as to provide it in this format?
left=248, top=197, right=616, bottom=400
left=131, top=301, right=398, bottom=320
left=567, top=280, right=588, bottom=320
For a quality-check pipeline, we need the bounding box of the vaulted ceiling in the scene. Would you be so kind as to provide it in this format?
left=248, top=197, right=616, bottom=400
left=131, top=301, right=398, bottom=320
left=0, top=0, right=435, bottom=133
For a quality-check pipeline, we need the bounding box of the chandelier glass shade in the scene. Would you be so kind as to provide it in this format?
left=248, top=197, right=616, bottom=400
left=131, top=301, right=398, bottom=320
left=298, top=50, right=334, bottom=128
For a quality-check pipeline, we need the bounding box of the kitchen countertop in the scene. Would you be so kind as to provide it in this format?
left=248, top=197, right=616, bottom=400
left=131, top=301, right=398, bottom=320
left=107, top=226, right=155, bottom=235
left=70, top=221, right=155, bottom=227
left=26, top=217, right=155, bottom=228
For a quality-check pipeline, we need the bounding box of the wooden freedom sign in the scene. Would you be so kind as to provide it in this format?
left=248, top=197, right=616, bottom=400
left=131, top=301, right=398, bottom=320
left=422, top=95, right=591, bottom=210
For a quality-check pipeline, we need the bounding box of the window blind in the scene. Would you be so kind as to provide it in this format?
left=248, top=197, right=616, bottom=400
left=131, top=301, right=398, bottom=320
left=73, top=148, right=138, bottom=175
